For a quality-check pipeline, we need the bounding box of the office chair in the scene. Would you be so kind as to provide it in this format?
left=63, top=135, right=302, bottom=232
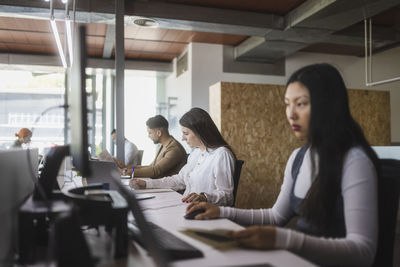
left=232, top=160, right=244, bottom=207
left=136, top=150, right=144, bottom=166
left=372, top=159, right=400, bottom=267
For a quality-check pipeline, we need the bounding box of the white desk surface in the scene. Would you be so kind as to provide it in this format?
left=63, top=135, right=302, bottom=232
left=63, top=176, right=316, bottom=267
left=135, top=191, right=316, bottom=267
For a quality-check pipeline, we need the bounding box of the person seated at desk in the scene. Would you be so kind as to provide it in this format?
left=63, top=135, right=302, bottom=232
left=111, top=129, right=140, bottom=167
left=131, top=108, right=236, bottom=206
left=186, top=64, right=379, bottom=266
left=124, top=115, right=187, bottom=178
left=11, top=128, right=32, bottom=148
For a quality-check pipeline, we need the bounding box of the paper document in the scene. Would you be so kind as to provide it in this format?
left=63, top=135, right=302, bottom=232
left=121, top=179, right=173, bottom=193
left=98, top=149, right=114, bottom=162
left=134, top=188, right=174, bottom=194
left=180, top=228, right=238, bottom=250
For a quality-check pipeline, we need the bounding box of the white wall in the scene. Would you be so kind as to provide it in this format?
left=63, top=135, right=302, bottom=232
left=165, top=43, right=400, bottom=143
left=165, top=49, right=192, bottom=150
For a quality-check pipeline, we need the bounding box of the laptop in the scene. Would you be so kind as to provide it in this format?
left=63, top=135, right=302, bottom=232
left=87, top=160, right=154, bottom=200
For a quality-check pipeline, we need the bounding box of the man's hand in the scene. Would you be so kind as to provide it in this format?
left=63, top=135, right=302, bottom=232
left=119, top=167, right=132, bottom=176
left=129, top=178, right=146, bottom=189
left=113, top=158, right=125, bottom=169
left=229, top=226, right=276, bottom=249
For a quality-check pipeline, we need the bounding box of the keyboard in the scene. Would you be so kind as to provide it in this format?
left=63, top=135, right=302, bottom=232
left=127, top=221, right=204, bottom=261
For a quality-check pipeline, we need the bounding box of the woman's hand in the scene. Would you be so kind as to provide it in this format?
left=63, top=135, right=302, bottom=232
left=129, top=178, right=146, bottom=189
left=185, top=202, right=220, bottom=220
left=182, top=193, right=207, bottom=203
left=230, top=226, right=276, bottom=249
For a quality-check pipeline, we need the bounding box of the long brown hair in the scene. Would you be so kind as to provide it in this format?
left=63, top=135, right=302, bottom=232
left=287, top=63, right=378, bottom=235
left=179, top=107, right=235, bottom=157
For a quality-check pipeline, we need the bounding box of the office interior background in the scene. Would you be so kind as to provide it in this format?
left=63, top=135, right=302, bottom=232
left=0, top=0, right=399, bottom=264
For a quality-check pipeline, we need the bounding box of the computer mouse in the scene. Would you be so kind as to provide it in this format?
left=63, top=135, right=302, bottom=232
left=184, top=209, right=206, bottom=220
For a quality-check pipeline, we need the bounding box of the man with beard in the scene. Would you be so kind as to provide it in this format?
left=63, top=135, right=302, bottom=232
left=122, top=115, right=187, bottom=179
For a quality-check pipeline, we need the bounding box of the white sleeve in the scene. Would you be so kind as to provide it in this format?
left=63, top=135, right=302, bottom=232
left=204, top=149, right=235, bottom=206
left=145, top=172, right=186, bottom=191
left=220, top=149, right=298, bottom=225
left=145, top=154, right=192, bottom=191
left=274, top=149, right=378, bottom=266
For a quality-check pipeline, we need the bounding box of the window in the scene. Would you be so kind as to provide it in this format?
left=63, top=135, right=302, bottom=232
left=0, top=69, right=65, bottom=154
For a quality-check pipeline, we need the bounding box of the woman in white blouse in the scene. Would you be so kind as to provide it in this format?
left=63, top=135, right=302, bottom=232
left=131, top=107, right=236, bottom=206
left=186, top=64, right=380, bottom=266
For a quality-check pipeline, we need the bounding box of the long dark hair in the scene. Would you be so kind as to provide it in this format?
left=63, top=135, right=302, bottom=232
left=286, top=63, right=378, bottom=234
left=179, top=107, right=235, bottom=157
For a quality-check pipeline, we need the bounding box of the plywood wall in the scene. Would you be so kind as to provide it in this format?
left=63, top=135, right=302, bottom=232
left=210, top=82, right=390, bottom=209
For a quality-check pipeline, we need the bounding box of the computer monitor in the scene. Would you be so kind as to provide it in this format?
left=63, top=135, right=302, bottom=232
left=33, top=25, right=90, bottom=200
left=69, top=24, right=90, bottom=177
left=0, top=148, right=38, bottom=264
left=372, top=146, right=400, bottom=159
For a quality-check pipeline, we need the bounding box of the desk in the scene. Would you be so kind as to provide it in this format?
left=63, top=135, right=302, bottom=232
left=62, top=178, right=316, bottom=267
left=129, top=190, right=316, bottom=267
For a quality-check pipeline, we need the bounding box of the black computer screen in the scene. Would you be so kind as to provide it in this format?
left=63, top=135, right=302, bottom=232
left=69, top=25, right=90, bottom=177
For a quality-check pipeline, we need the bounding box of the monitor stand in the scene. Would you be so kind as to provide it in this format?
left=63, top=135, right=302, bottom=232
left=33, top=145, right=70, bottom=200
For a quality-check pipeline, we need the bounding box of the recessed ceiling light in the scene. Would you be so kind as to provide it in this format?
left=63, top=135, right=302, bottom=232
left=132, top=18, right=158, bottom=27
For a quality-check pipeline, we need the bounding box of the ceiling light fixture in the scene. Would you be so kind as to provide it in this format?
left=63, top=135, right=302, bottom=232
left=132, top=17, right=158, bottom=27
left=50, top=18, right=67, bottom=68
left=49, top=0, right=74, bottom=69
left=65, top=0, right=73, bottom=66
left=65, top=18, right=73, bottom=65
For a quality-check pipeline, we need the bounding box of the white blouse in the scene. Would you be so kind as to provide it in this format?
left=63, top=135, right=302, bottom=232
left=145, top=146, right=235, bottom=206
left=220, top=147, right=378, bottom=266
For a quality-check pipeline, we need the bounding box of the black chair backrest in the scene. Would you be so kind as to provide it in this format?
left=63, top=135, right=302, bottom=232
left=232, top=160, right=244, bottom=206
left=373, top=159, right=400, bottom=267
left=136, top=150, right=144, bottom=166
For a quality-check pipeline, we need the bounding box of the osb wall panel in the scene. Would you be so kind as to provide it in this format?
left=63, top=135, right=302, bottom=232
left=210, top=82, right=390, bottom=209
left=348, top=89, right=390, bottom=145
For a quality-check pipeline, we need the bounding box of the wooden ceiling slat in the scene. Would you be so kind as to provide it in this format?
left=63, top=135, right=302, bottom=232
left=125, top=25, right=140, bottom=38
left=10, top=30, right=28, bottom=43
left=0, top=30, right=14, bottom=42
left=135, top=27, right=168, bottom=41
left=143, top=39, right=161, bottom=52
left=153, top=42, right=172, bottom=53
left=86, top=36, right=105, bottom=49
left=87, top=49, right=103, bottom=57
left=25, top=32, right=41, bottom=45
left=168, top=43, right=187, bottom=54
left=162, top=29, right=191, bottom=43
left=189, top=32, right=247, bottom=45
left=175, top=30, right=196, bottom=43
left=86, top=23, right=106, bottom=36
left=125, top=39, right=146, bottom=52
left=34, top=19, right=52, bottom=33
left=0, top=43, right=9, bottom=52
left=0, top=44, right=57, bottom=54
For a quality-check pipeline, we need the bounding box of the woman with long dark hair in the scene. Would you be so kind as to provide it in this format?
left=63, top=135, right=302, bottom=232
left=132, top=107, right=236, bottom=206
left=186, top=64, right=379, bottom=266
